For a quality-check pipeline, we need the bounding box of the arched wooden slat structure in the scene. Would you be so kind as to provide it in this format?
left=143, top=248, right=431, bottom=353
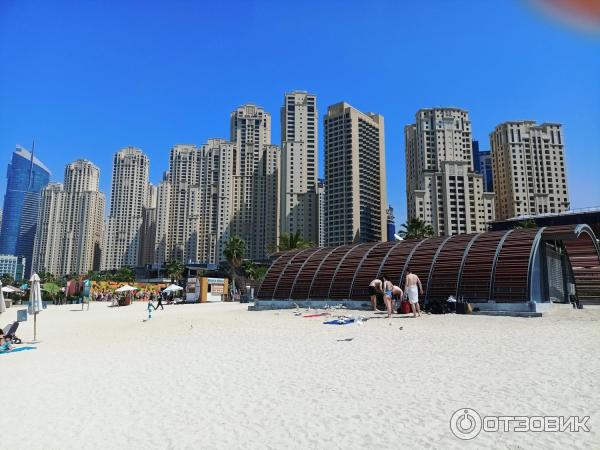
left=257, top=225, right=600, bottom=307
left=349, top=241, right=396, bottom=300
left=427, top=233, right=478, bottom=304
left=258, top=250, right=301, bottom=299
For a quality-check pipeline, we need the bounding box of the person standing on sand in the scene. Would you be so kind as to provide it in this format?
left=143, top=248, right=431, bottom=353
left=381, top=274, right=394, bottom=318
left=155, top=291, right=164, bottom=310
left=392, top=285, right=403, bottom=312
left=368, top=278, right=383, bottom=312
left=404, top=268, right=423, bottom=317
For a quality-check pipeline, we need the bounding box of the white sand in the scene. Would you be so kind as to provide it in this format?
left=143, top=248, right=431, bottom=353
left=1, top=301, right=599, bottom=449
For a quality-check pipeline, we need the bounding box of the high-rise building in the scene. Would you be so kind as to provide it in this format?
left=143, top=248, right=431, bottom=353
left=102, top=147, right=150, bottom=270
left=490, top=121, right=569, bottom=220
left=154, top=172, right=172, bottom=264
left=153, top=145, right=202, bottom=264
left=472, top=140, right=481, bottom=174
left=153, top=140, right=239, bottom=266
left=230, top=104, right=279, bottom=260
left=324, top=102, right=387, bottom=246
left=317, top=179, right=326, bottom=247
left=198, top=138, right=236, bottom=264
left=0, top=146, right=50, bottom=276
left=139, top=182, right=157, bottom=266
left=0, top=254, right=26, bottom=281
left=32, top=160, right=105, bottom=277
left=280, top=91, right=318, bottom=244
left=479, top=150, right=493, bottom=192
left=405, top=108, right=494, bottom=236
left=386, top=206, right=396, bottom=241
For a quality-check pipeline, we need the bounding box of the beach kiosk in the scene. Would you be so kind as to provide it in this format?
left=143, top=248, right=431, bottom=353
left=185, top=276, right=228, bottom=303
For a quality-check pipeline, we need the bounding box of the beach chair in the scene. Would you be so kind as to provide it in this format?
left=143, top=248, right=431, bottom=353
left=3, top=322, right=22, bottom=344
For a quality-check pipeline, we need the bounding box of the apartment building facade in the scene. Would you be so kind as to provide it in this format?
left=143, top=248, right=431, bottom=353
left=102, top=147, right=150, bottom=270
left=491, top=121, right=569, bottom=220
left=405, top=108, right=494, bottom=236
left=279, top=91, right=318, bottom=244
left=324, top=102, right=387, bottom=246
left=33, top=160, right=105, bottom=276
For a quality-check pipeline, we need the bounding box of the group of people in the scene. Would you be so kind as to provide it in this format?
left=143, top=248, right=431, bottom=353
left=93, top=289, right=181, bottom=307
left=368, top=268, right=423, bottom=318
left=93, top=290, right=158, bottom=303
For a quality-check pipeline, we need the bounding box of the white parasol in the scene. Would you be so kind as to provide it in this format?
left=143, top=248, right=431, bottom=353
left=163, top=284, right=183, bottom=293
left=0, top=281, right=6, bottom=314
left=115, top=285, right=139, bottom=293
left=28, top=273, right=44, bottom=341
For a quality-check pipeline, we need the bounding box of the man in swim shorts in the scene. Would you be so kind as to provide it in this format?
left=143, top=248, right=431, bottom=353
left=404, top=268, right=423, bottom=317
left=368, top=278, right=383, bottom=311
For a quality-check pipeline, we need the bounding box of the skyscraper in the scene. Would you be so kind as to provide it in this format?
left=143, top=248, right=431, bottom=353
left=198, top=139, right=236, bottom=264
left=0, top=146, right=50, bottom=276
left=324, top=102, right=387, bottom=246
left=230, top=104, right=279, bottom=260
left=317, top=178, right=326, bottom=247
left=153, top=145, right=202, bottom=264
left=154, top=172, right=172, bottom=264
left=102, top=147, right=150, bottom=270
left=280, top=91, right=318, bottom=244
left=479, top=150, right=493, bottom=192
left=472, top=140, right=481, bottom=174
left=490, top=121, right=569, bottom=220
left=32, top=160, right=105, bottom=276
left=139, top=182, right=157, bottom=266
left=386, top=206, right=396, bottom=241
left=405, top=108, right=494, bottom=236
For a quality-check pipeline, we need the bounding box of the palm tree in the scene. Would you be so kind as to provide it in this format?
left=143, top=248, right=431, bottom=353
left=1, top=273, right=15, bottom=287
left=242, top=260, right=257, bottom=281
left=224, top=235, right=246, bottom=290
left=165, top=260, right=184, bottom=284
left=272, top=231, right=315, bottom=252
left=398, top=218, right=435, bottom=240
left=38, top=271, right=57, bottom=284
left=115, top=266, right=135, bottom=282
left=42, top=282, right=61, bottom=301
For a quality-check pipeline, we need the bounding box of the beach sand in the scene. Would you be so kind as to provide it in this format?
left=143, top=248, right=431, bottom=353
left=1, top=301, right=599, bottom=449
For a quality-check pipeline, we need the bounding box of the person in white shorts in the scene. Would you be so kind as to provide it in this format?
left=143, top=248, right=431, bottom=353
left=404, top=268, right=423, bottom=317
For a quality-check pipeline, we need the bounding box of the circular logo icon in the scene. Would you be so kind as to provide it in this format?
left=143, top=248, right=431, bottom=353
left=450, top=408, right=482, bottom=440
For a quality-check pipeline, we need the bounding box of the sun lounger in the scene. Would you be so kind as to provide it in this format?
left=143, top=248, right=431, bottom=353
left=3, top=322, right=22, bottom=344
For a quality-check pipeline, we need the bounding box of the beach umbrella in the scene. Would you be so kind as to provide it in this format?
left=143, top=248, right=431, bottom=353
left=0, top=281, right=6, bottom=314
left=28, top=273, right=44, bottom=341
left=1, top=285, right=20, bottom=293
left=115, top=285, right=139, bottom=293
left=163, top=284, right=183, bottom=293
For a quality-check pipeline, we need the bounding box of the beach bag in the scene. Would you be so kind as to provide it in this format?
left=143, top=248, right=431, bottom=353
left=398, top=299, right=411, bottom=314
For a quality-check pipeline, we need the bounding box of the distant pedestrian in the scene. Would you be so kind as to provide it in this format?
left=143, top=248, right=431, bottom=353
left=155, top=292, right=164, bottom=310
left=404, top=268, right=423, bottom=318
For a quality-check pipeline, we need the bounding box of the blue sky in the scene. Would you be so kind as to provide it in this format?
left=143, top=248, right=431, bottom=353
left=1, top=0, right=599, bottom=224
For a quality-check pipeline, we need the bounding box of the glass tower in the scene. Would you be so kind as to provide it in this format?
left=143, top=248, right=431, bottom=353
left=0, top=146, right=51, bottom=277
